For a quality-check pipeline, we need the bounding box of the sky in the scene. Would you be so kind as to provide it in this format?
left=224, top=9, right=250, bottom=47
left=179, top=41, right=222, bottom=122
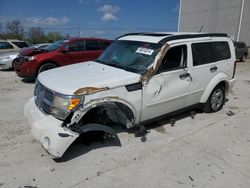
left=0, top=0, right=180, bottom=39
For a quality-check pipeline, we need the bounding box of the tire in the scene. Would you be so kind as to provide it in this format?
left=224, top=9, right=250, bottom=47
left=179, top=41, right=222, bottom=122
left=11, top=59, right=18, bottom=70
left=203, top=85, right=225, bottom=113
left=240, top=54, right=246, bottom=62
left=38, top=63, right=57, bottom=75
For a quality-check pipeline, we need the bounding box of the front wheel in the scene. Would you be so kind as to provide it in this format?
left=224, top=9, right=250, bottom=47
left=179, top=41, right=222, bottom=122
left=38, top=63, right=57, bottom=75
left=203, top=85, right=225, bottom=113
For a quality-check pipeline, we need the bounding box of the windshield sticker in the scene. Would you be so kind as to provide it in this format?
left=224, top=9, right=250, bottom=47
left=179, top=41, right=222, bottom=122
left=136, top=47, right=154, bottom=55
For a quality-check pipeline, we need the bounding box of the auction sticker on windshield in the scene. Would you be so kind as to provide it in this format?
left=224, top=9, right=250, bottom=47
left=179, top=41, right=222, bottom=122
left=136, top=47, right=154, bottom=55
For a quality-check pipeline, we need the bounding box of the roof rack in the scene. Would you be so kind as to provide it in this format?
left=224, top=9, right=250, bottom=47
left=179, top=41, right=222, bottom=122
left=115, top=32, right=171, bottom=40
left=116, top=32, right=228, bottom=43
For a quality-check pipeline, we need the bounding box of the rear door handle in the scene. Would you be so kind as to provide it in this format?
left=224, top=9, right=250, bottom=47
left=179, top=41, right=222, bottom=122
left=179, top=72, right=191, bottom=80
left=210, top=66, right=217, bottom=73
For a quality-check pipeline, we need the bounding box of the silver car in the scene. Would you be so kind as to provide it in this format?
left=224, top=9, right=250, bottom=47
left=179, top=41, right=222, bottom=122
left=0, top=52, right=19, bottom=69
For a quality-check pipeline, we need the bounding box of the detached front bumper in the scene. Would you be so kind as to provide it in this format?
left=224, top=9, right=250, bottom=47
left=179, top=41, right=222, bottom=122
left=24, top=97, right=79, bottom=158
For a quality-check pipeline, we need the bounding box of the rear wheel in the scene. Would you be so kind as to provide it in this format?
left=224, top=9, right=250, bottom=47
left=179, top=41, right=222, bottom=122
left=203, top=85, right=225, bottom=113
left=38, top=63, right=57, bottom=75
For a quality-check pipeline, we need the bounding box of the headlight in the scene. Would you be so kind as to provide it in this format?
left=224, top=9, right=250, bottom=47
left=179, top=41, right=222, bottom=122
left=28, top=56, right=36, bottom=61
left=53, top=95, right=81, bottom=111
left=51, top=95, right=82, bottom=119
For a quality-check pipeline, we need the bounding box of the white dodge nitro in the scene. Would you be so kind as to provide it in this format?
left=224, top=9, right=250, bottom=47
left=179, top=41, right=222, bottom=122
left=24, top=32, right=236, bottom=158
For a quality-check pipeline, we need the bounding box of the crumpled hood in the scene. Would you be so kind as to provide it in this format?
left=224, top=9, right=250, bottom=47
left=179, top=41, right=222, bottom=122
left=38, top=61, right=141, bottom=95
left=20, top=47, right=48, bottom=56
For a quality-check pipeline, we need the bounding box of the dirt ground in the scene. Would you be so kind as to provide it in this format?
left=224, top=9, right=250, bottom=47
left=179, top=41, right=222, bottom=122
left=0, top=61, right=250, bottom=188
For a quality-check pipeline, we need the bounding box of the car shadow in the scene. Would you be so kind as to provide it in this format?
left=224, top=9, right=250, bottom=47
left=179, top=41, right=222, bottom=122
left=21, top=78, right=35, bottom=84
left=54, top=107, right=203, bottom=162
left=54, top=131, right=122, bottom=162
left=0, top=68, right=13, bottom=72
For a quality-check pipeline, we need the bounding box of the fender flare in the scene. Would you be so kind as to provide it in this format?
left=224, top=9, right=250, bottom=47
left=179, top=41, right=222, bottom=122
left=78, top=123, right=121, bottom=146
left=199, top=73, right=230, bottom=103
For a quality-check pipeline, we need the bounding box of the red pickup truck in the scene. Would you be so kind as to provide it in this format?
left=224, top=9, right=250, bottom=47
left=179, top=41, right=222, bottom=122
left=14, top=38, right=111, bottom=79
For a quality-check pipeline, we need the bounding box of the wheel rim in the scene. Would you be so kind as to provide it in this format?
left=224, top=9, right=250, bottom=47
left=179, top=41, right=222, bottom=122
left=210, top=88, right=224, bottom=111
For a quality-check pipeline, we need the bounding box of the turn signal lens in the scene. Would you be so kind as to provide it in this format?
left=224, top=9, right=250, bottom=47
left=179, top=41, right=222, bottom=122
left=68, top=98, right=80, bottom=110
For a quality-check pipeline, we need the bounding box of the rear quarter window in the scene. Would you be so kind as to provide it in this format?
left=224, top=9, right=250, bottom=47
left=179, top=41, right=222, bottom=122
left=212, top=42, right=231, bottom=61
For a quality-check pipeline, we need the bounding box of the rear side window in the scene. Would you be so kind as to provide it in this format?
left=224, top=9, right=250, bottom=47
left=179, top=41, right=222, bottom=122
left=85, top=40, right=101, bottom=51
left=192, top=43, right=212, bottom=66
left=212, top=42, right=231, bottom=61
left=0, top=42, right=14, bottom=49
left=11, top=41, right=29, bottom=48
left=100, top=40, right=111, bottom=50
left=68, top=40, right=85, bottom=51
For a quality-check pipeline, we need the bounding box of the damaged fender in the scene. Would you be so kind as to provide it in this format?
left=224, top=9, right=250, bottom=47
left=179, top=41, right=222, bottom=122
left=70, top=97, right=136, bottom=129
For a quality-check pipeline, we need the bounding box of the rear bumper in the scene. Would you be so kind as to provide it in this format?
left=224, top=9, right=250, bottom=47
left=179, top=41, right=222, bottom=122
left=24, top=97, right=79, bottom=158
left=229, top=78, right=236, bottom=93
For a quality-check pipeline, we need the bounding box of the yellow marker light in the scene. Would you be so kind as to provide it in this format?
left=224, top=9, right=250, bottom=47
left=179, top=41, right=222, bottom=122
left=68, top=98, right=80, bottom=110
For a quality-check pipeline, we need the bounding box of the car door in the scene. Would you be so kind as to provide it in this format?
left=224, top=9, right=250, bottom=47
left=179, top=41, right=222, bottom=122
left=141, top=44, right=191, bottom=121
left=60, top=40, right=86, bottom=66
left=186, top=41, right=230, bottom=106
left=82, top=39, right=103, bottom=62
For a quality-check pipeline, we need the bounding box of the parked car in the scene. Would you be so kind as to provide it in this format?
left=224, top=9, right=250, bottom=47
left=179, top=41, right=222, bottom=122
left=0, top=51, right=19, bottom=69
left=24, top=32, right=236, bottom=158
left=0, top=39, right=29, bottom=54
left=14, top=38, right=111, bottom=79
left=234, top=41, right=248, bottom=62
left=29, top=43, right=51, bottom=49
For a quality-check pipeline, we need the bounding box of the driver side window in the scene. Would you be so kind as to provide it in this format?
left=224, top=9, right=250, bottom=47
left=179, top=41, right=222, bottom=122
left=67, top=40, right=85, bottom=52
left=158, top=45, right=187, bottom=73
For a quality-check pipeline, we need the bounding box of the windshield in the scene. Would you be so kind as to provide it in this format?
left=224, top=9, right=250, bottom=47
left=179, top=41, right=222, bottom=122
left=44, top=39, right=69, bottom=51
left=97, top=40, right=160, bottom=74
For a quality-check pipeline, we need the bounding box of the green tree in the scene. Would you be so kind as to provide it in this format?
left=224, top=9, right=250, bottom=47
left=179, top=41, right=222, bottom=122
left=6, top=20, right=24, bottom=40
left=46, top=32, right=63, bottom=43
left=27, top=27, right=46, bottom=44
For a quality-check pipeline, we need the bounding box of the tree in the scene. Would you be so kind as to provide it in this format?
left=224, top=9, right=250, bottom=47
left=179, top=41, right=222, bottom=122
left=6, top=20, right=24, bottom=40
left=46, top=32, right=63, bottom=43
left=27, top=27, right=46, bottom=44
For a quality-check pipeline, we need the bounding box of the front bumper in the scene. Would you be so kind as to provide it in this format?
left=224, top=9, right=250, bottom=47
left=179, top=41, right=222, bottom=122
left=24, top=97, right=79, bottom=158
left=0, top=58, right=12, bottom=69
left=14, top=59, right=37, bottom=79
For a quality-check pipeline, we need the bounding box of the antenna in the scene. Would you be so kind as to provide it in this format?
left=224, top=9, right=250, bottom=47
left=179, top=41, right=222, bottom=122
left=199, top=25, right=204, bottom=33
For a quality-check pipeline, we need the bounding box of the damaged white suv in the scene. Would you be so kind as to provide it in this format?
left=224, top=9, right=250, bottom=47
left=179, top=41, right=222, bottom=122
left=24, top=32, right=236, bottom=158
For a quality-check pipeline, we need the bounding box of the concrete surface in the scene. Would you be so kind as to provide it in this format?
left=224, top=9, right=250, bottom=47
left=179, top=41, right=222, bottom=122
left=0, top=61, right=250, bottom=188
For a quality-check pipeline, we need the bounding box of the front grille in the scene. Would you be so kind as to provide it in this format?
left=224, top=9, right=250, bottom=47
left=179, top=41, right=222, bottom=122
left=34, top=81, right=54, bottom=115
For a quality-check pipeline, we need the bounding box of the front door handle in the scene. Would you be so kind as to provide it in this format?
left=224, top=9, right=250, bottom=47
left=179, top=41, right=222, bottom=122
left=210, top=66, right=218, bottom=73
left=179, top=72, right=191, bottom=80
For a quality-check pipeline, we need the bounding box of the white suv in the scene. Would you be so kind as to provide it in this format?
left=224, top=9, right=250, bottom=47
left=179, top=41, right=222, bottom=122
left=24, top=32, right=236, bottom=158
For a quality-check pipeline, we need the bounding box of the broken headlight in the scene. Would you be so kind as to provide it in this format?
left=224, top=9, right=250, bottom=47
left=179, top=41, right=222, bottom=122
left=51, top=95, right=83, bottom=119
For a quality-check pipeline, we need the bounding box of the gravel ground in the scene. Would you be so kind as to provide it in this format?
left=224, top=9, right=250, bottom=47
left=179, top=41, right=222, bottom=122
left=0, top=61, right=250, bottom=188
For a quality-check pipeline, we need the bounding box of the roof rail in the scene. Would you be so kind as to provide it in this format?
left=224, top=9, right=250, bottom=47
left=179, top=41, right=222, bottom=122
left=115, top=32, right=171, bottom=40
left=158, top=33, right=228, bottom=44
